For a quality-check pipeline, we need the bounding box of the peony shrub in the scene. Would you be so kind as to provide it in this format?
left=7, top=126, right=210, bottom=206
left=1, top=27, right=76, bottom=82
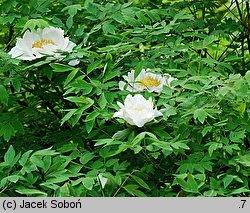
left=0, top=0, right=250, bottom=197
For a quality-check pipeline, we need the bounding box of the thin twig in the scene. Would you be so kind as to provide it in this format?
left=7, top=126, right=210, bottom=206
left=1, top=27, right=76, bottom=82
left=113, top=170, right=135, bottom=197
left=246, top=1, right=250, bottom=53
left=235, top=0, right=244, bottom=25
left=217, top=32, right=240, bottom=61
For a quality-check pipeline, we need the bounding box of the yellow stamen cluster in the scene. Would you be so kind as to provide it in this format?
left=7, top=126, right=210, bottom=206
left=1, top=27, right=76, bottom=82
left=139, top=76, right=161, bottom=87
left=32, top=39, right=56, bottom=48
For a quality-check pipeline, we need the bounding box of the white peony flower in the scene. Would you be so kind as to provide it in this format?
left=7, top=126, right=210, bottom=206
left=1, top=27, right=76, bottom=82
left=9, top=26, right=76, bottom=61
left=119, top=69, right=177, bottom=93
left=113, top=94, right=162, bottom=127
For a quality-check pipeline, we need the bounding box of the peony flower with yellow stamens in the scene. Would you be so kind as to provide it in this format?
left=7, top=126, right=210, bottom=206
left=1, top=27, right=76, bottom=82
left=113, top=94, right=162, bottom=127
left=119, top=69, right=177, bottom=93
left=9, top=26, right=76, bottom=61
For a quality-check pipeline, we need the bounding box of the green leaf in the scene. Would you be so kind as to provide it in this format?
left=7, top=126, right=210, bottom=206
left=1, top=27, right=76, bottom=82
left=123, top=184, right=139, bottom=196
left=134, top=60, right=144, bottom=79
left=23, top=60, right=51, bottom=70
left=11, top=117, right=24, bottom=135
left=0, top=123, right=15, bottom=142
left=85, top=111, right=99, bottom=122
left=11, top=78, right=21, bottom=92
left=112, top=129, right=132, bottom=140
left=19, top=150, right=33, bottom=166
left=50, top=63, right=75, bottom=72
left=204, top=190, right=217, bottom=196
left=112, top=12, right=124, bottom=23
left=94, top=139, right=116, bottom=146
left=71, top=110, right=83, bottom=126
left=6, top=175, right=21, bottom=183
left=235, top=153, right=250, bottom=167
left=223, top=175, right=234, bottom=189
left=120, top=29, right=133, bottom=37
left=103, top=67, right=121, bottom=82
left=43, top=156, right=52, bottom=173
left=57, top=143, right=78, bottom=153
left=43, top=177, right=69, bottom=184
left=16, top=189, right=47, bottom=196
left=0, top=85, right=8, bottom=106
left=171, top=142, right=190, bottom=150
left=223, top=144, right=241, bottom=155
left=66, top=16, right=73, bottom=29
left=82, top=177, right=95, bottom=190
left=230, top=187, right=250, bottom=195
left=135, top=11, right=150, bottom=25
left=64, top=69, right=79, bottom=87
left=98, top=93, right=107, bottom=109
left=60, top=109, right=77, bottom=125
left=203, top=35, right=215, bottom=47
left=229, top=130, right=245, bottom=143
left=59, top=183, right=71, bottom=196
left=131, top=175, right=150, bottom=190
left=150, top=140, right=173, bottom=151
left=123, top=184, right=146, bottom=196
left=102, top=21, right=116, bottom=34
left=177, top=174, right=199, bottom=193
left=202, top=126, right=213, bottom=137
left=4, top=145, right=15, bottom=166
left=22, top=19, right=50, bottom=32
left=110, top=143, right=130, bottom=156
left=69, top=79, right=93, bottom=94
left=32, top=147, right=58, bottom=156
left=245, top=71, right=250, bottom=84
left=174, top=10, right=192, bottom=21
left=183, top=83, right=202, bottom=91
left=208, top=142, right=219, bottom=157
left=233, top=102, right=246, bottom=116
left=87, top=59, right=102, bottom=74
left=64, top=96, right=87, bottom=103
left=85, top=119, right=95, bottom=133
left=80, top=152, right=95, bottom=165
left=62, top=4, right=82, bottom=16
left=30, top=156, right=45, bottom=169
left=85, top=110, right=100, bottom=133
left=194, top=108, right=208, bottom=124
left=163, top=107, right=177, bottom=118
left=131, top=132, right=157, bottom=146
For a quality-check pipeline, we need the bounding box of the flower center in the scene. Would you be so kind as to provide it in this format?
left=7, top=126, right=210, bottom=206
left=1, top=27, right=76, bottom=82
left=133, top=107, right=142, bottom=111
left=32, top=39, right=56, bottom=48
left=139, top=76, right=161, bottom=87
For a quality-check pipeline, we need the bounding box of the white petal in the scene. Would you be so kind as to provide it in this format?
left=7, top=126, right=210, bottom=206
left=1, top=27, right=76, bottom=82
left=68, top=59, right=80, bottom=66
left=23, top=29, right=41, bottom=46
left=9, top=47, right=23, bottom=58
left=9, top=47, right=34, bottom=60
left=119, top=81, right=126, bottom=90
left=154, top=109, right=163, bottom=117
left=98, top=173, right=108, bottom=189
left=42, top=27, right=64, bottom=43
left=113, top=110, right=123, bottom=118
left=64, top=41, right=76, bottom=52
left=122, top=110, right=136, bottom=126
left=133, top=117, right=150, bottom=127
left=15, top=38, right=33, bottom=56
left=117, top=101, right=124, bottom=108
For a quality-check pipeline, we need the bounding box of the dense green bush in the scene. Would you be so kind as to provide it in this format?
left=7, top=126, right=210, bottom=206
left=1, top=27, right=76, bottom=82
left=0, top=0, right=250, bottom=196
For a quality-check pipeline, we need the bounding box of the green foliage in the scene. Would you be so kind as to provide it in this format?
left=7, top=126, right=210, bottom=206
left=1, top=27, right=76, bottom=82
left=1, top=0, right=250, bottom=197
